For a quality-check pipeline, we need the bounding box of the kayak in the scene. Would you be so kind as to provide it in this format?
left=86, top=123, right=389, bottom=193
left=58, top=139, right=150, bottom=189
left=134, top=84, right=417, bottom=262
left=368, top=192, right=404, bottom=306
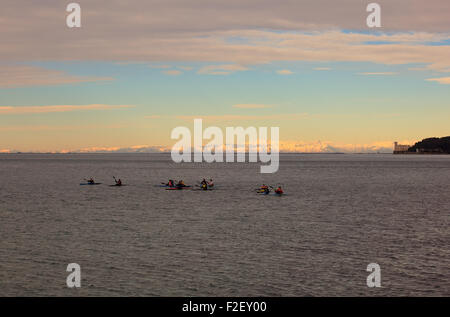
left=166, top=186, right=191, bottom=190
left=257, top=190, right=285, bottom=196
left=109, top=184, right=126, bottom=187
left=196, top=183, right=215, bottom=189
left=80, top=183, right=102, bottom=186
left=165, top=185, right=192, bottom=190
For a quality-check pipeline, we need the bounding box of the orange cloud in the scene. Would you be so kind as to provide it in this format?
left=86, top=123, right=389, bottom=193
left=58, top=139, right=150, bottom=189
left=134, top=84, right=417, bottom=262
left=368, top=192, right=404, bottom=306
left=148, top=64, right=172, bottom=69
left=178, top=66, right=194, bottom=71
left=0, top=104, right=134, bottom=114
left=426, top=77, right=450, bottom=84
left=359, top=72, right=398, bottom=76
left=76, top=145, right=168, bottom=153
left=278, top=140, right=409, bottom=153
left=198, top=64, right=248, bottom=75
left=162, top=70, right=182, bottom=76
left=0, top=65, right=114, bottom=88
left=175, top=113, right=308, bottom=122
left=232, top=104, right=273, bottom=109
left=277, top=70, right=294, bottom=75
left=144, top=115, right=162, bottom=119
left=70, top=140, right=406, bottom=154
left=0, top=124, right=126, bottom=131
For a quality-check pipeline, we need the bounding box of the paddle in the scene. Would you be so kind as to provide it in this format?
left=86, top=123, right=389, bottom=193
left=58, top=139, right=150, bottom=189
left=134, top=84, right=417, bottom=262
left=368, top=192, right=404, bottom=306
left=113, top=176, right=123, bottom=186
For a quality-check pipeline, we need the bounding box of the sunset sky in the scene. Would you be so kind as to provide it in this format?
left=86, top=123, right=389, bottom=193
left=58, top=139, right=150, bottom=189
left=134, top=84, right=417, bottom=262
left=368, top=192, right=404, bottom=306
left=1, top=0, right=449, bottom=153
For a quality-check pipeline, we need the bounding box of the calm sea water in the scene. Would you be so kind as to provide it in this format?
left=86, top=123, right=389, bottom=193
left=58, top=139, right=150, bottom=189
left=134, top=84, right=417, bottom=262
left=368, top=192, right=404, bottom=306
left=0, top=153, right=449, bottom=296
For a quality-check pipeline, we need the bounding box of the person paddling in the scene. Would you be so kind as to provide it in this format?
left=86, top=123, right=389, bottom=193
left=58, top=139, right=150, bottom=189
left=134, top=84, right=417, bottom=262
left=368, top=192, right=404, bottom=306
left=207, top=179, right=214, bottom=188
left=87, top=178, right=95, bottom=184
left=274, top=186, right=283, bottom=195
left=113, top=176, right=122, bottom=186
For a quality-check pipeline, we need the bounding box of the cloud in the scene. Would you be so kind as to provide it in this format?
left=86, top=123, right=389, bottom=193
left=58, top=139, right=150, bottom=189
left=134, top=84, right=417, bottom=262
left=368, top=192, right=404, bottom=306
left=198, top=64, right=249, bottom=75
left=408, top=67, right=429, bottom=71
left=178, top=66, right=194, bottom=71
left=3, top=1, right=450, bottom=40
left=176, top=113, right=308, bottom=122
left=359, top=72, right=398, bottom=76
left=144, top=115, right=162, bottom=119
left=0, top=124, right=125, bottom=132
left=0, top=149, right=11, bottom=153
left=0, top=65, right=114, bottom=88
left=426, top=77, right=450, bottom=84
left=61, top=140, right=401, bottom=154
left=278, top=140, right=401, bottom=153
left=76, top=145, right=168, bottom=153
left=2, top=27, right=450, bottom=74
left=0, top=104, right=134, bottom=114
left=162, top=70, right=182, bottom=76
left=277, top=70, right=294, bottom=75
left=232, top=104, right=273, bottom=109
left=1, top=1, right=450, bottom=76
left=148, top=64, right=172, bottom=69
left=314, top=67, right=332, bottom=71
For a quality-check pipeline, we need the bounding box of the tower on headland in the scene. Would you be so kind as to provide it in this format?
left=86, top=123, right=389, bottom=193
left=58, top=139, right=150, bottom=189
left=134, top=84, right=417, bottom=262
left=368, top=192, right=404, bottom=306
left=393, top=142, right=411, bottom=154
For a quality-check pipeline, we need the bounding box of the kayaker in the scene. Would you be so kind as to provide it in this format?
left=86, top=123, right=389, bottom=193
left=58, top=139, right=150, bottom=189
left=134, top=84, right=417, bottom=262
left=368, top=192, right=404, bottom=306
left=260, top=184, right=268, bottom=190
left=177, top=180, right=185, bottom=187
left=115, top=178, right=122, bottom=186
left=275, top=186, right=283, bottom=195
left=168, top=179, right=175, bottom=187
left=200, top=178, right=207, bottom=186
left=87, top=178, right=95, bottom=184
left=207, top=179, right=214, bottom=187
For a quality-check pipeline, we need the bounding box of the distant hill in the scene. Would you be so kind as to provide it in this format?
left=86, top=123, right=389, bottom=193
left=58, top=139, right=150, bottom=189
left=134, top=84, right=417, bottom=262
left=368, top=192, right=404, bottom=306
left=408, top=136, right=450, bottom=154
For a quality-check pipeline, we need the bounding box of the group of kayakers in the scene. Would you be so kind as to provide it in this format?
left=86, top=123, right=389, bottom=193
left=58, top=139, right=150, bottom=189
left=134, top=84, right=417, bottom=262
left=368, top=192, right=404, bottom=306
left=164, top=178, right=214, bottom=190
left=165, top=179, right=187, bottom=188
left=85, top=177, right=122, bottom=186
left=200, top=178, right=214, bottom=190
left=258, top=184, right=284, bottom=195
left=164, top=179, right=283, bottom=195
left=83, top=177, right=283, bottom=195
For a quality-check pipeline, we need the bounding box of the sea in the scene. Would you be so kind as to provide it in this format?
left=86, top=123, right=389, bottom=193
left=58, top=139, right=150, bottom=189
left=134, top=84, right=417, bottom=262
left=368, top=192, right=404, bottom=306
left=0, top=153, right=449, bottom=296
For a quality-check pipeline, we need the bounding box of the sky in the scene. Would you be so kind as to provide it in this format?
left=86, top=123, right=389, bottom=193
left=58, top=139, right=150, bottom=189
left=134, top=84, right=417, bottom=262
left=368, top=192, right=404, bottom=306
left=1, top=0, right=449, bottom=153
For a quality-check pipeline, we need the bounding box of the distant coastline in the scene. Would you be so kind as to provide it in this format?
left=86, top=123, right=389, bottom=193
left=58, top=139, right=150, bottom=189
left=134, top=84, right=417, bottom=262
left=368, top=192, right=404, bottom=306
left=4, top=138, right=450, bottom=155
left=0, top=151, right=405, bottom=155
left=394, top=136, right=450, bottom=154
